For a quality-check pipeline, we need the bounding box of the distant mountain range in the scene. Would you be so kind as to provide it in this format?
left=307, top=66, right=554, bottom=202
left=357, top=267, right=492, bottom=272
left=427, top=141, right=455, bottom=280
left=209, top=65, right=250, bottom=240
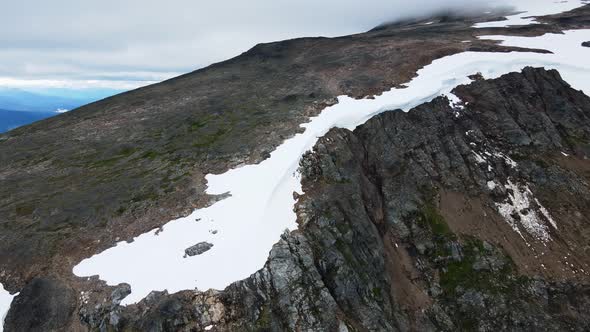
left=0, top=109, right=55, bottom=133
left=0, top=87, right=121, bottom=132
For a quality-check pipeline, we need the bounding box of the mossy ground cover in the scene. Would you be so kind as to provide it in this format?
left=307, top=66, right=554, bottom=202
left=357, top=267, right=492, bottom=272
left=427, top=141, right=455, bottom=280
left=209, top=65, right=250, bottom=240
left=414, top=192, right=529, bottom=299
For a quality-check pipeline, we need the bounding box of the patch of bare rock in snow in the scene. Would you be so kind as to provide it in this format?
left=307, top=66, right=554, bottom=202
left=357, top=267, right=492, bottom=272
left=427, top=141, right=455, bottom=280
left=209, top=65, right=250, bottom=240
left=184, top=242, right=214, bottom=258
left=494, top=179, right=557, bottom=242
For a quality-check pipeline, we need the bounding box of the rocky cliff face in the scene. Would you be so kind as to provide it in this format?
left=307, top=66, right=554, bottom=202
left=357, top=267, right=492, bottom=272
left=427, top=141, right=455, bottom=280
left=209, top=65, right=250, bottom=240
left=59, top=68, right=590, bottom=331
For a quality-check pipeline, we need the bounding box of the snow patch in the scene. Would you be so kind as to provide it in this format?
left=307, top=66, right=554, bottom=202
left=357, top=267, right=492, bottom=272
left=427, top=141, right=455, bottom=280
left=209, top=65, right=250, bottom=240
left=80, top=290, right=89, bottom=305
left=0, top=283, right=17, bottom=332
left=480, top=30, right=590, bottom=93
left=447, top=93, right=464, bottom=109
left=470, top=148, right=516, bottom=171
left=495, top=179, right=556, bottom=242
left=487, top=181, right=497, bottom=190
left=536, top=199, right=558, bottom=229
left=447, top=92, right=465, bottom=117
left=493, top=152, right=518, bottom=168
left=473, top=151, right=487, bottom=164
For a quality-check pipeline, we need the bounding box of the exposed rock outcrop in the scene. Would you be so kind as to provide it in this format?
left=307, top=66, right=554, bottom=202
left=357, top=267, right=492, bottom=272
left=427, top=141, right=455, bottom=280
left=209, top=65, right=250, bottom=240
left=3, top=277, right=77, bottom=332
left=75, top=68, right=590, bottom=331
left=184, top=242, right=214, bottom=257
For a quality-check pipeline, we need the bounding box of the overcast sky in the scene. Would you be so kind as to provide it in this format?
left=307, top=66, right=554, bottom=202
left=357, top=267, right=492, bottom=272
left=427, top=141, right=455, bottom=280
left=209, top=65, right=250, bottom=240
left=0, top=0, right=566, bottom=90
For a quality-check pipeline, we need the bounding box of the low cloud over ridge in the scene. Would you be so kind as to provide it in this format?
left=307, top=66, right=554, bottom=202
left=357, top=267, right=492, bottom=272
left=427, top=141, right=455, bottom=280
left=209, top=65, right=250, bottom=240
left=1, top=0, right=519, bottom=88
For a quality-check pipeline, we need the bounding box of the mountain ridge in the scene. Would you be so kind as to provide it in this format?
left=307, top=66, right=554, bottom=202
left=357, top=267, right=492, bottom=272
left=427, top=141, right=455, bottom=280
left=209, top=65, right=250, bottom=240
left=54, top=66, right=590, bottom=331
left=0, top=109, right=55, bottom=133
left=1, top=4, right=590, bottom=331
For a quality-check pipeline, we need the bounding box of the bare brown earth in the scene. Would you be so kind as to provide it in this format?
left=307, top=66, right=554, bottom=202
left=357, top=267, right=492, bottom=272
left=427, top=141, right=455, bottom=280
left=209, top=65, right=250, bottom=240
left=2, top=5, right=590, bottom=332
left=439, top=190, right=589, bottom=281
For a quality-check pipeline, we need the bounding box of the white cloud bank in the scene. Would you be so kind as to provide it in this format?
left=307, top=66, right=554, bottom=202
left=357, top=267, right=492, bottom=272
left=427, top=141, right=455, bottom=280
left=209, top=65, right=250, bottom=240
left=0, top=0, right=525, bottom=90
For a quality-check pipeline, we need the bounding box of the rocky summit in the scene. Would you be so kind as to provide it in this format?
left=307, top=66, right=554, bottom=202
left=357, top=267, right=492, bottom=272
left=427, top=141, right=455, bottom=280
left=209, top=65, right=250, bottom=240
left=1, top=3, right=590, bottom=332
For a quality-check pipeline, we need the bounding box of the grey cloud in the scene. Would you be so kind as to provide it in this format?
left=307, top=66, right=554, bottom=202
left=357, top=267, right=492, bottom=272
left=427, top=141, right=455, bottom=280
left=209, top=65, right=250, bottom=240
left=0, top=0, right=509, bottom=87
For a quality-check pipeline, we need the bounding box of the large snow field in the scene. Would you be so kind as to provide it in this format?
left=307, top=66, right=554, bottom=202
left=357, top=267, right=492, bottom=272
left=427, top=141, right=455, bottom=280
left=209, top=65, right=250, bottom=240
left=475, top=0, right=586, bottom=28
